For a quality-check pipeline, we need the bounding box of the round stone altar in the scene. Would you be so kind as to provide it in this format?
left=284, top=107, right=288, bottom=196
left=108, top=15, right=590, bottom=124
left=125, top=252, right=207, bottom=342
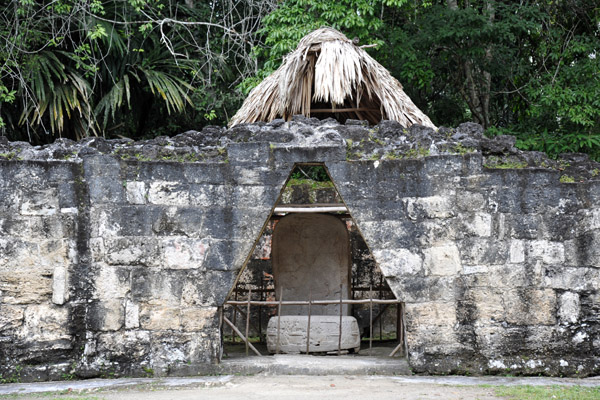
left=266, top=315, right=361, bottom=354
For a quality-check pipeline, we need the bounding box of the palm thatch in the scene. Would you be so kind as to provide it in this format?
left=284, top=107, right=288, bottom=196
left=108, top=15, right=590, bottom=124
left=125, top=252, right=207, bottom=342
left=229, top=27, right=435, bottom=128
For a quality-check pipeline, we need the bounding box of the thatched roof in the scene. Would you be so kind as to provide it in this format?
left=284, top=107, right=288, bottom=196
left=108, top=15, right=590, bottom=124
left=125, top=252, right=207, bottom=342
left=229, top=27, right=436, bottom=128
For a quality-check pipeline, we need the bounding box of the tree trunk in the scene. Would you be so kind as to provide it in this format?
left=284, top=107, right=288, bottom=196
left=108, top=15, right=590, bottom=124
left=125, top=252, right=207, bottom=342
left=448, top=0, right=494, bottom=129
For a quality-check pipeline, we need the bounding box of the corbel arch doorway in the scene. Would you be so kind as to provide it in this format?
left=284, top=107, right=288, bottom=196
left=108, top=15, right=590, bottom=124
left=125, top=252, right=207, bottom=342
left=222, top=164, right=405, bottom=359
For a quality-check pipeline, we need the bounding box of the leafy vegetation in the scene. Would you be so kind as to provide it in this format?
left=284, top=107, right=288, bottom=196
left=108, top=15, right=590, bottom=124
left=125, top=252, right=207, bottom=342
left=289, top=165, right=330, bottom=182
left=0, top=0, right=598, bottom=162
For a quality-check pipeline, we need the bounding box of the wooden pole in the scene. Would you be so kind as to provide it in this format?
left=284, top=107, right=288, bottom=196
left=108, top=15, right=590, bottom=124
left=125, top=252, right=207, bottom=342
left=232, top=286, right=238, bottom=343
left=226, top=299, right=400, bottom=306
left=338, top=284, right=343, bottom=356
left=306, top=289, right=312, bottom=354
left=396, top=302, right=401, bottom=343
left=389, top=303, right=405, bottom=357
left=245, top=288, right=252, bottom=357
left=231, top=305, right=261, bottom=338
left=379, top=276, right=383, bottom=341
left=389, top=341, right=404, bottom=357
left=259, top=278, right=263, bottom=343
left=369, top=285, right=373, bottom=356
left=223, top=317, right=262, bottom=356
left=276, top=286, right=283, bottom=355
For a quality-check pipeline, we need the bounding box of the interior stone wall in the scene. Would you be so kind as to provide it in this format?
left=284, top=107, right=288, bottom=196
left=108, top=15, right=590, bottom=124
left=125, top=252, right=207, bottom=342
left=0, top=118, right=598, bottom=380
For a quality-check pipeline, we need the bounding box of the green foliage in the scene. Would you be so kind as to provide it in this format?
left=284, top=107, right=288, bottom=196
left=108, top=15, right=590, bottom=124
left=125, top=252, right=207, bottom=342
left=243, top=0, right=408, bottom=92
left=289, top=165, right=330, bottom=182
left=0, top=0, right=265, bottom=142
left=0, top=0, right=598, bottom=164
left=560, top=175, right=575, bottom=183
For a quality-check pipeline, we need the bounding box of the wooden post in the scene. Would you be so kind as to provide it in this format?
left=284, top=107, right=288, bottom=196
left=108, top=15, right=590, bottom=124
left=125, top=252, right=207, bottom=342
left=306, top=289, right=312, bottom=354
left=338, top=284, right=343, bottom=356
left=259, top=278, right=263, bottom=343
left=390, top=303, right=406, bottom=357
left=369, top=285, right=373, bottom=356
left=396, top=302, right=401, bottom=343
left=223, top=316, right=262, bottom=356
left=276, top=286, right=283, bottom=355
left=245, top=288, right=252, bottom=357
left=379, top=276, right=383, bottom=340
left=232, top=286, right=238, bottom=343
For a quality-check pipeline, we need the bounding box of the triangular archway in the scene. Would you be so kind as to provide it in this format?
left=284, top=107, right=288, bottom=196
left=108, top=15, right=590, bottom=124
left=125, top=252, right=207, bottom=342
left=222, top=163, right=406, bottom=359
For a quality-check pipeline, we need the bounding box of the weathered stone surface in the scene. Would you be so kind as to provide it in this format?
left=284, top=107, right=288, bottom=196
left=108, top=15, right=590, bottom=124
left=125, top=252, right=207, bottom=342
left=374, top=248, right=423, bottom=277
left=558, top=291, right=580, bottom=325
left=18, top=304, right=70, bottom=343
left=423, top=243, right=461, bottom=276
left=504, top=289, right=556, bottom=325
left=266, top=316, right=361, bottom=354
left=1, top=119, right=599, bottom=380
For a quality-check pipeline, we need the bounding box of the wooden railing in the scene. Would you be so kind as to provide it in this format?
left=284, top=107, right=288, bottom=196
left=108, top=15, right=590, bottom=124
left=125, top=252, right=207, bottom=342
left=223, top=287, right=406, bottom=358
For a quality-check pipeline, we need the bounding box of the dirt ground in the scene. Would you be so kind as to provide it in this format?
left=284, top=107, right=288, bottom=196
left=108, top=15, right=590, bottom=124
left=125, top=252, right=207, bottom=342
left=3, top=374, right=600, bottom=400
left=93, top=375, right=499, bottom=400
left=0, top=375, right=530, bottom=400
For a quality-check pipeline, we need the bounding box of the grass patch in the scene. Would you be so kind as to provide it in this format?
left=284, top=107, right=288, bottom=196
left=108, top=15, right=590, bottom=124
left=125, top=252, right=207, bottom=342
left=560, top=175, right=576, bottom=183
left=494, top=385, right=600, bottom=400
left=286, top=178, right=333, bottom=189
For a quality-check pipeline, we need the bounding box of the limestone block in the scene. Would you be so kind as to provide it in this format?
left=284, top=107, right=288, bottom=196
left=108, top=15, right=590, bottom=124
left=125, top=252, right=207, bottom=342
left=92, top=208, right=121, bottom=238
left=509, top=240, right=525, bottom=263
left=360, top=220, right=417, bottom=249
left=462, top=264, right=488, bottom=275
left=405, top=302, right=457, bottom=329
left=126, top=181, right=146, bottom=204
left=374, top=248, right=423, bottom=277
left=558, top=292, right=580, bottom=325
left=190, top=184, right=227, bottom=207
left=418, top=220, right=456, bottom=246
left=38, top=239, right=70, bottom=269
left=139, top=305, right=181, bottom=330
left=97, top=299, right=125, bottom=331
left=52, top=265, right=68, bottom=305
left=471, top=289, right=504, bottom=322
left=461, top=213, right=492, bottom=237
left=529, top=240, right=565, bottom=264
left=458, top=238, right=508, bottom=265
left=456, top=191, right=486, bottom=211
left=266, top=316, right=360, bottom=354
left=95, top=266, right=130, bottom=300
left=488, top=262, right=542, bottom=288
left=233, top=185, right=270, bottom=207
left=0, top=238, right=41, bottom=269
left=504, top=289, right=556, bottom=325
left=577, top=208, right=600, bottom=234
left=543, top=266, right=599, bottom=291
left=105, top=237, right=161, bottom=267
left=181, top=307, right=217, bottom=332
left=406, top=196, right=454, bottom=220
left=0, top=270, right=52, bottom=304
left=148, top=181, right=190, bottom=205
left=96, top=330, right=151, bottom=359
left=20, top=188, right=59, bottom=216
left=125, top=300, right=140, bottom=329
left=0, top=305, right=24, bottom=332
left=18, top=304, right=70, bottom=343
left=423, top=243, right=461, bottom=276
left=131, top=268, right=187, bottom=304
left=163, top=238, right=211, bottom=269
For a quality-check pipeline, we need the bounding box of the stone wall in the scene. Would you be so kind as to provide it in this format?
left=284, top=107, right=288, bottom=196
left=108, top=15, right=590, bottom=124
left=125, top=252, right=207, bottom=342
left=0, top=118, right=599, bottom=380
